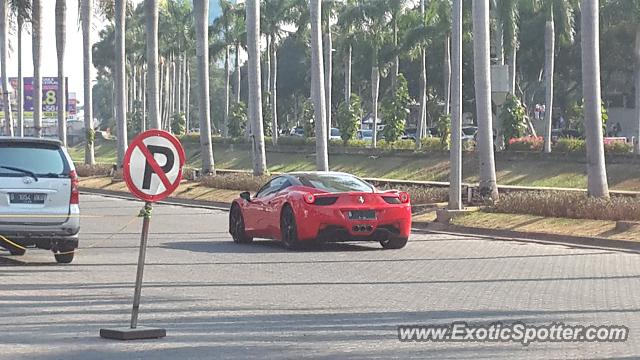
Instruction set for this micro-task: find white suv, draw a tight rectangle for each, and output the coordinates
[0,137,80,263]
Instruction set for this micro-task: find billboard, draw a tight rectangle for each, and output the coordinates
[1,77,70,118]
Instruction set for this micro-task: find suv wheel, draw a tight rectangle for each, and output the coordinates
[10,248,26,256]
[54,250,75,264]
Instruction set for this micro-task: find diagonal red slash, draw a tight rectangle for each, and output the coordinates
[136,142,173,190]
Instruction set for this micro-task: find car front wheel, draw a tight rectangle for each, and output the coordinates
[229,204,253,244]
[280,206,301,250]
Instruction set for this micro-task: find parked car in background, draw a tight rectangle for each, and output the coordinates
[462,126,478,143]
[357,129,374,142]
[0,137,80,263]
[290,126,305,137]
[330,128,342,141]
[402,128,418,141]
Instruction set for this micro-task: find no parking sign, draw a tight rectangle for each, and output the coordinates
[100,129,185,341]
[123,130,186,202]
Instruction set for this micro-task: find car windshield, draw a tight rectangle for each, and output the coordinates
[462,128,477,136]
[330,128,341,136]
[0,144,68,176]
[295,173,374,193]
[361,130,373,137]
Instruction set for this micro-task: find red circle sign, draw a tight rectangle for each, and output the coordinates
[123,130,186,202]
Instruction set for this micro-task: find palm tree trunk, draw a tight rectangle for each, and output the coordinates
[344,44,351,104]
[495,20,504,65]
[371,62,379,149]
[223,46,230,137]
[17,16,23,137]
[176,55,182,116]
[310,0,328,171]
[543,13,554,153]
[82,0,95,164]
[145,0,160,129]
[235,44,241,103]
[449,0,462,210]
[416,0,427,146]
[270,40,278,145]
[0,0,12,137]
[634,26,640,155]
[324,30,332,138]
[115,0,127,167]
[194,0,215,174]
[472,0,499,201]
[581,0,609,198]
[141,65,146,131]
[186,65,191,131]
[55,0,66,146]
[32,0,42,138]
[246,0,267,175]
[508,47,517,95]
[264,35,270,97]
[391,18,398,90]
[443,35,451,115]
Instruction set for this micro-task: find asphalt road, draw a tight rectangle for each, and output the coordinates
[1,194,640,359]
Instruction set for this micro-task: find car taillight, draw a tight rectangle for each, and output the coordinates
[70,170,79,205]
[303,193,315,204]
[399,192,410,203]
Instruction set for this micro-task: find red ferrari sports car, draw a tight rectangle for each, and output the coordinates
[228,172,411,249]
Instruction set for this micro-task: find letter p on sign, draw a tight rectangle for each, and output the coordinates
[123,130,186,202]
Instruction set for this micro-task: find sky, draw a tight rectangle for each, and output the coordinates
[5,0,235,108]
[6,1,111,108]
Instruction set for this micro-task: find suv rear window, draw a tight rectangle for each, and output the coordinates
[0,143,69,177]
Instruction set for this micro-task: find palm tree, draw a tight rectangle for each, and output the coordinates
[10,0,30,137]
[246,0,267,175]
[449,0,462,210]
[194,0,215,174]
[211,0,236,137]
[0,0,12,136]
[115,0,127,167]
[81,0,95,164]
[336,0,358,105]
[495,0,518,95]
[472,0,498,200]
[55,0,67,146]
[581,0,609,198]
[261,0,294,145]
[145,0,160,129]
[31,0,41,137]
[310,0,328,170]
[345,0,390,149]
[538,0,576,153]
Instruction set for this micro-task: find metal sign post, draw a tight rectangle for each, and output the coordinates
[130,202,152,329]
[100,130,185,341]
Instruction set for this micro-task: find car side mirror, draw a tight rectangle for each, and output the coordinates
[240,191,251,202]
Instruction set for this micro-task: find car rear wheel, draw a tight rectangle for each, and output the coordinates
[281,206,301,250]
[380,237,408,249]
[54,250,75,264]
[229,204,253,244]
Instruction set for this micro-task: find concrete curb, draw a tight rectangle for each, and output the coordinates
[412,222,640,254]
[79,187,231,212]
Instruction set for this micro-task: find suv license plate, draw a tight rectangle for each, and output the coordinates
[9,193,47,204]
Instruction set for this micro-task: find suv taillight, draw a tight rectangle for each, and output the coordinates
[70,170,79,205]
